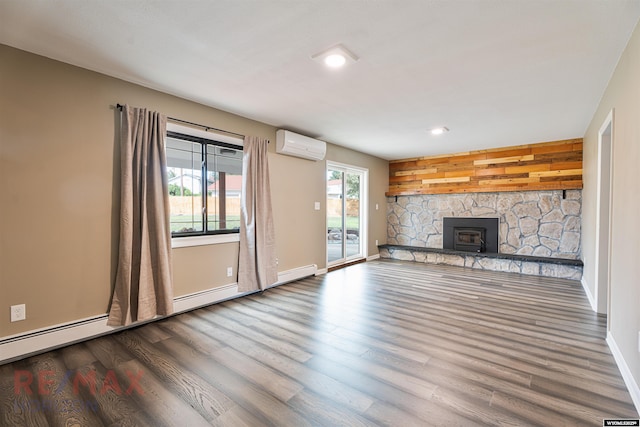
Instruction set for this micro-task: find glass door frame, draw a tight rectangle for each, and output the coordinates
[326,161,368,268]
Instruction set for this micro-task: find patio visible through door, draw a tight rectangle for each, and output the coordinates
[327,163,366,266]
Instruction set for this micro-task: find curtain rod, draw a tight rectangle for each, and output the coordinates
[115,104,245,139]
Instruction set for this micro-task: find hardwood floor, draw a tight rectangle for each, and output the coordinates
[1,260,637,426]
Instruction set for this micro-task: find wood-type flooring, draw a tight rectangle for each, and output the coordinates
[1,260,637,426]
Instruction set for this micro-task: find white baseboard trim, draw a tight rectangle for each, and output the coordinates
[270,264,317,288]
[315,268,328,275]
[581,276,597,312]
[367,253,381,261]
[173,283,240,313]
[0,283,243,365]
[0,315,113,364]
[0,264,317,364]
[607,332,640,413]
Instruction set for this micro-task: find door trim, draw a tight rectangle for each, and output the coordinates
[326,161,369,267]
[595,109,614,321]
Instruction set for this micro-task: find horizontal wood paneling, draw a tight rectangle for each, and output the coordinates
[387,139,583,196]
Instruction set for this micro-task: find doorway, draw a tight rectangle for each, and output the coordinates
[326,163,367,267]
[595,110,613,320]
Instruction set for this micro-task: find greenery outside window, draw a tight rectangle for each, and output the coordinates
[166,131,243,237]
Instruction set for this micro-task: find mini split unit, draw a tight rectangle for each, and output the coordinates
[276,130,326,161]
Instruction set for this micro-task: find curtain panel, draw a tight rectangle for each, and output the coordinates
[108,105,174,326]
[238,136,278,292]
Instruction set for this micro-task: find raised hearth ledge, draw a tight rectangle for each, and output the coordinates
[379,244,582,266]
[378,244,583,280]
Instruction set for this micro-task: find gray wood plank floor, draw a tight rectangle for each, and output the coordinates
[1,260,637,426]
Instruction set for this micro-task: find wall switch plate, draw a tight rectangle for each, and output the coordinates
[375,239,379,246]
[226,267,233,277]
[376,203,379,210]
[11,304,26,322]
[314,202,320,210]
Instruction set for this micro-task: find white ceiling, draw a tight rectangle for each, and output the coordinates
[1,1,639,160]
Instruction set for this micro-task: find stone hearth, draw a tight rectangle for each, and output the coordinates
[387,190,581,259]
[385,190,582,279]
[379,244,583,280]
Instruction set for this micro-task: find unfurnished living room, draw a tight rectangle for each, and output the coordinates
[1,1,640,426]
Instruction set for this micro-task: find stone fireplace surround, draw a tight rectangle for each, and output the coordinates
[381,190,583,279]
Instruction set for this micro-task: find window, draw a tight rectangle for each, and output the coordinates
[166,131,243,237]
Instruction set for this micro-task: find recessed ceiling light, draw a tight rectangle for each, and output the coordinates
[324,54,347,68]
[430,127,449,135]
[312,44,358,69]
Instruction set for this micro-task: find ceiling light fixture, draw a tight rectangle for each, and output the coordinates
[312,44,359,69]
[324,54,347,68]
[430,127,449,135]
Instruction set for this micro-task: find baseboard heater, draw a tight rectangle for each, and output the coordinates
[0,264,318,364]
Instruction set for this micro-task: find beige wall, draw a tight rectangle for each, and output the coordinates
[582,20,640,387]
[0,44,388,338]
[325,144,389,255]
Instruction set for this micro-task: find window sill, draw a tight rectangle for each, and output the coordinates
[171,233,240,248]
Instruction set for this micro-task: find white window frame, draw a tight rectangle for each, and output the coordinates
[167,122,243,248]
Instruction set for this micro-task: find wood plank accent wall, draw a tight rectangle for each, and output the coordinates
[387,138,582,196]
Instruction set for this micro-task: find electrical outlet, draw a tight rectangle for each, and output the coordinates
[11,304,26,322]
[375,239,379,246]
[226,267,233,277]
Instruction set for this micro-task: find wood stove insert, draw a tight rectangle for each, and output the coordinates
[443,217,499,253]
[454,228,486,252]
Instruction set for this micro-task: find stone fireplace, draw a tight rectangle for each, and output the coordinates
[382,190,583,279]
[387,190,581,259]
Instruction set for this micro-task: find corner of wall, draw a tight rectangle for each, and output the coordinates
[607,332,640,414]
[580,276,597,312]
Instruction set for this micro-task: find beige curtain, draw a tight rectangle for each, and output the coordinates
[108,105,174,326]
[238,136,278,292]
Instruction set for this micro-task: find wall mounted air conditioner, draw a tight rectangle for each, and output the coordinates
[276,130,326,161]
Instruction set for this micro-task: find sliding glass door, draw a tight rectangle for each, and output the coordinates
[327,163,367,266]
